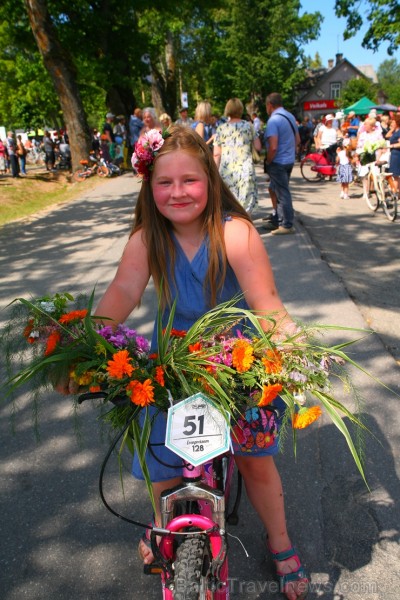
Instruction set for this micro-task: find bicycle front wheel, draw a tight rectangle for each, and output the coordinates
[73,168,87,182]
[173,536,216,600]
[300,158,322,182]
[365,175,379,211]
[381,179,398,221]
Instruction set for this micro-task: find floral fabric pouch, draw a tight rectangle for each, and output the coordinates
[231,403,283,456]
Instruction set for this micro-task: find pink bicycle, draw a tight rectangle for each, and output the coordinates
[79,390,253,600]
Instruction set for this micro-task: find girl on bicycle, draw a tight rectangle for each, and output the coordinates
[89,125,308,599]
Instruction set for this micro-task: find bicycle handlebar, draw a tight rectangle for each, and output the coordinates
[77,390,130,408]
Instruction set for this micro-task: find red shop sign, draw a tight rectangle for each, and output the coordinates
[303,100,338,111]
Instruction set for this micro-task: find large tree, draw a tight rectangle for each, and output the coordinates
[24,0,92,169]
[339,77,378,108]
[377,59,400,105]
[335,0,400,54]
[1,0,323,141]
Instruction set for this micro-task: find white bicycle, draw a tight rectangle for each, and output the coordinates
[364,161,398,222]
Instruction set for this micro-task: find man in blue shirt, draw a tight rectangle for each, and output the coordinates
[347,111,360,138]
[263,93,300,235]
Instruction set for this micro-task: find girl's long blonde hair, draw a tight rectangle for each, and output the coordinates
[131,125,251,307]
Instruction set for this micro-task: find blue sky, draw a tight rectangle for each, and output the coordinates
[299,0,399,72]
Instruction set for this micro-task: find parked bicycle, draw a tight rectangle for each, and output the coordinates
[78,389,254,599]
[300,148,361,186]
[364,161,397,222]
[73,153,100,182]
[26,146,46,166]
[97,157,122,178]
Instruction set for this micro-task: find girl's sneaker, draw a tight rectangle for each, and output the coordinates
[340,191,345,199]
[343,194,350,200]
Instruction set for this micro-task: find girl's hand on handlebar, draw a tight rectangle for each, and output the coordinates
[54,376,80,396]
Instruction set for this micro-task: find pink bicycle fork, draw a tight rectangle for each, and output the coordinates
[156,462,231,598]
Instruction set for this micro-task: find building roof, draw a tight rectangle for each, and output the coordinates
[356,65,378,83]
[297,56,373,103]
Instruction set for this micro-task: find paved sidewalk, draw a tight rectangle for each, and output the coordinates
[0,171,399,599]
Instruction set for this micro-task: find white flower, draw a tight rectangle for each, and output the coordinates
[39,301,56,313]
[293,392,307,405]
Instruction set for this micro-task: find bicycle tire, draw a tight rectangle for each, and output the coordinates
[365,174,379,211]
[300,158,322,182]
[73,168,88,182]
[381,179,397,221]
[173,536,214,600]
[97,165,110,178]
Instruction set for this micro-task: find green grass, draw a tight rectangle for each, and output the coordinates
[0,172,103,226]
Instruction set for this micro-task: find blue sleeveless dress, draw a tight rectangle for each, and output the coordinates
[132,226,284,481]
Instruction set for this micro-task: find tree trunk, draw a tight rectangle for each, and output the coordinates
[150,31,177,118]
[24,0,92,171]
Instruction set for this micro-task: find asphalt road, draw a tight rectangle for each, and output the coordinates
[0,168,399,600]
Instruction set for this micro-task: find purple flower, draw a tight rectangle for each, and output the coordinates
[135,335,150,353]
[288,371,308,383]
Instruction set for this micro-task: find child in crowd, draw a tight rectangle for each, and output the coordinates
[99,134,113,163]
[60,125,309,600]
[336,139,353,199]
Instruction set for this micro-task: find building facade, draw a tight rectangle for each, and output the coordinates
[295,53,376,119]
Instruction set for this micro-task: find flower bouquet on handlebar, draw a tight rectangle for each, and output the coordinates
[358,139,387,167]
[1,288,382,494]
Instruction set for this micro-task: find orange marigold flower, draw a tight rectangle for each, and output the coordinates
[106,349,134,379]
[149,352,158,360]
[154,366,165,387]
[44,331,61,356]
[126,379,155,407]
[59,309,88,324]
[169,328,187,338]
[258,383,283,407]
[292,406,322,429]
[232,339,254,373]
[189,342,202,353]
[89,385,101,393]
[262,349,283,374]
[23,319,34,339]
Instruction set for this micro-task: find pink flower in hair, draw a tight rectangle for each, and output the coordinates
[131,129,167,180]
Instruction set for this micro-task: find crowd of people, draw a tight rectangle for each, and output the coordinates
[0,130,71,177]
[305,109,400,200]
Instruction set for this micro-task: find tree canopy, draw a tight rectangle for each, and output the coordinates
[335,0,400,55]
[339,77,378,109]
[377,59,400,105]
[0,0,323,134]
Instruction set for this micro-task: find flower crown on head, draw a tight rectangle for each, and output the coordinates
[131,128,170,180]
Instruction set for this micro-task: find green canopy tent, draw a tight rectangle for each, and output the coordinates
[343,97,383,115]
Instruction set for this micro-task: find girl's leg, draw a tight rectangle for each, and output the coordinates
[343,183,349,197]
[139,477,182,564]
[235,455,308,600]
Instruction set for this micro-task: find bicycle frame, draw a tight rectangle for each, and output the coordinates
[304,150,336,176]
[364,161,398,221]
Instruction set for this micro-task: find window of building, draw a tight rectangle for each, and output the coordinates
[330,82,341,99]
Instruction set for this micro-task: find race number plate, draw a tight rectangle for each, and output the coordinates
[165,392,230,466]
